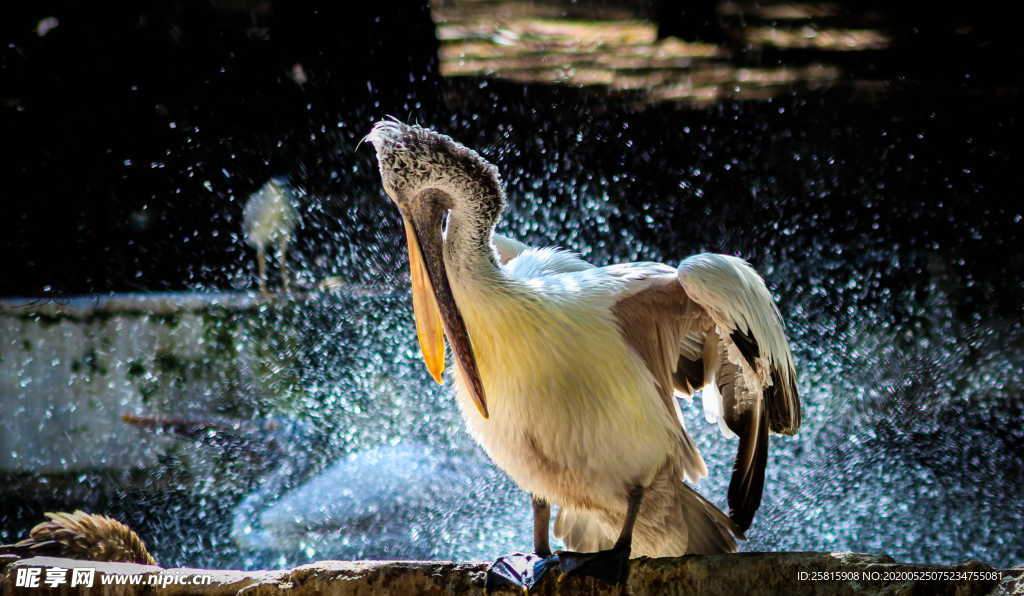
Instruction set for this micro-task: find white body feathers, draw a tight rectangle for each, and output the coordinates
[446,243,795,556]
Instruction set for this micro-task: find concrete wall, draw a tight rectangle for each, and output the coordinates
[0,293,294,474]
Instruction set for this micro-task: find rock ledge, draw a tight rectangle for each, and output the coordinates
[2,552,1021,595]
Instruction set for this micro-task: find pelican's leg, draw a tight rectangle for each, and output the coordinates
[256,245,269,297]
[557,485,645,585]
[532,496,552,557]
[277,236,291,294]
[485,495,560,592]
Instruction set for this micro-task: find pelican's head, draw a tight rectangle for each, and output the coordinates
[365,119,499,418]
[365,119,504,219]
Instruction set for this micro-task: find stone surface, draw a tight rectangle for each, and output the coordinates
[2,553,1020,595]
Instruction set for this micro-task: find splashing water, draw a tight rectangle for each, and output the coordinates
[2,86,1021,571]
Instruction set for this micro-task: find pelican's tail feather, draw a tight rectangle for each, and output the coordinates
[553,478,741,557]
[553,507,615,553]
[631,479,742,556]
[676,483,743,555]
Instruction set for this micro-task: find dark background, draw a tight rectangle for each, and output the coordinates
[1,1,1020,299]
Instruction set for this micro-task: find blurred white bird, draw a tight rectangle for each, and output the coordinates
[121,413,484,561]
[243,178,298,296]
[366,120,801,588]
[231,442,477,557]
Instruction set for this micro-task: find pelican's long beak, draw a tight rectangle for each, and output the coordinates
[400,206,489,419]
[402,217,445,384]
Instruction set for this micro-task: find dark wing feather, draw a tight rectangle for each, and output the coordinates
[674,355,705,394]
[767,366,801,435]
[716,361,769,532]
[729,328,760,369]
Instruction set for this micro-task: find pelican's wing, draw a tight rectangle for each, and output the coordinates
[491,233,532,265]
[609,262,709,484]
[676,254,800,435]
[495,233,597,278]
[611,254,800,532]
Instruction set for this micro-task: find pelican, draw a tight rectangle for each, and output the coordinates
[243,177,298,296]
[0,511,157,565]
[365,120,800,587]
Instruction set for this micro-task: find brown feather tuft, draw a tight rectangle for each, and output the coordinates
[0,511,157,565]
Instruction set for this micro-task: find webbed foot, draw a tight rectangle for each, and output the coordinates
[557,544,630,585]
[485,552,560,592]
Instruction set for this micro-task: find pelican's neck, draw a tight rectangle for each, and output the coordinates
[443,195,502,278]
